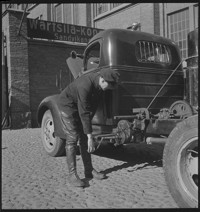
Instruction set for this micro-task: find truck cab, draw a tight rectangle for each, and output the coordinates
[68,29,185,136]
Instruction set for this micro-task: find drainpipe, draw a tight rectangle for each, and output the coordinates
[163,3,165,37]
[17,4,28,36]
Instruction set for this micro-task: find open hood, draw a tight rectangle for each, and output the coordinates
[66,57,83,79]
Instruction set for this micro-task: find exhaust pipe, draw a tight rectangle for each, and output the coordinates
[146,137,167,145]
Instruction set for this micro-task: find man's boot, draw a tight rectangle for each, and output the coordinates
[65,142,85,187]
[79,137,106,180]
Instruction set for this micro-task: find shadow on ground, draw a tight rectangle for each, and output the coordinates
[60,141,165,175]
[92,142,165,174]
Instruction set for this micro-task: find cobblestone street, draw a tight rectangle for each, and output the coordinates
[2,128,178,209]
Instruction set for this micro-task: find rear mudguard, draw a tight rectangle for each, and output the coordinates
[37,94,66,139]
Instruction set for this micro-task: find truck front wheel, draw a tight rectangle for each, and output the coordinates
[163,115,198,208]
[41,110,66,157]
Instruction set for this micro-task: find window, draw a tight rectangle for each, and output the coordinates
[63,4,71,24]
[95,3,108,16]
[110,3,122,9]
[55,4,62,22]
[93,3,127,18]
[194,5,199,29]
[2,4,9,12]
[136,41,171,64]
[8,4,21,10]
[168,9,190,59]
[84,42,100,70]
[73,4,79,25]
[51,4,79,24]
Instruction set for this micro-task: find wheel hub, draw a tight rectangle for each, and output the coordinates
[169,100,193,119]
[177,137,198,202]
[44,120,55,149]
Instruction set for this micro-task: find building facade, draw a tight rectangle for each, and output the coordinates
[1,3,199,129]
[2,3,198,58]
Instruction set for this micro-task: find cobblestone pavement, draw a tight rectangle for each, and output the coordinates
[2,128,178,209]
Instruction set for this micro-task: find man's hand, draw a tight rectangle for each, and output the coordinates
[87,134,95,153]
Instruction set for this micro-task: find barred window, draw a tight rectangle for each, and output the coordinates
[95,3,108,16]
[73,4,79,25]
[168,9,190,59]
[55,4,62,22]
[63,4,72,24]
[51,4,79,24]
[93,4,134,18]
[11,4,18,9]
[136,41,171,64]
[110,3,122,9]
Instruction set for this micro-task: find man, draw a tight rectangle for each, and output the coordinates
[58,68,120,187]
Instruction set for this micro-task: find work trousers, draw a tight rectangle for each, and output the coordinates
[60,110,93,174]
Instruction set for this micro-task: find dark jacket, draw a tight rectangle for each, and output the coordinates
[58,72,102,134]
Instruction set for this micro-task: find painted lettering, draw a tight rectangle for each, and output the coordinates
[46,22,51,31]
[87,28,92,36]
[27,18,102,43]
[39,21,46,30]
[81,37,88,43]
[71,26,76,34]
[52,23,57,31]
[76,36,80,42]
[54,33,59,39]
[80,27,86,36]
[59,34,63,40]
[68,35,72,41]
[57,23,62,33]
[64,24,66,33]
[93,29,98,36]
[28,19,38,29]
[66,25,70,34]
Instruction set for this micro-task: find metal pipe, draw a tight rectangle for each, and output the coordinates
[147,59,183,109]
[114,115,138,120]
[17,4,28,36]
[147,54,198,110]
[94,134,117,150]
[162,3,165,37]
[95,133,116,141]
[146,137,167,144]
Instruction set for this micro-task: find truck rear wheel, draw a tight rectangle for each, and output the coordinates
[163,115,198,208]
[41,110,66,157]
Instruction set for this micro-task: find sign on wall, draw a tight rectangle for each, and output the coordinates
[27,18,103,43]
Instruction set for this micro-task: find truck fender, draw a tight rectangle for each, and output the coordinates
[37,94,66,139]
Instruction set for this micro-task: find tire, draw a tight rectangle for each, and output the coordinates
[163,115,198,208]
[41,110,66,157]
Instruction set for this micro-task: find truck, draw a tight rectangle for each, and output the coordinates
[37,28,198,208]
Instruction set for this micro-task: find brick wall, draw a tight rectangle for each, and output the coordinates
[28,40,85,127]
[2,9,86,129]
[3,9,31,129]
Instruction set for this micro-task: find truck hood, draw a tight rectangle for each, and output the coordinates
[66,57,83,79]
